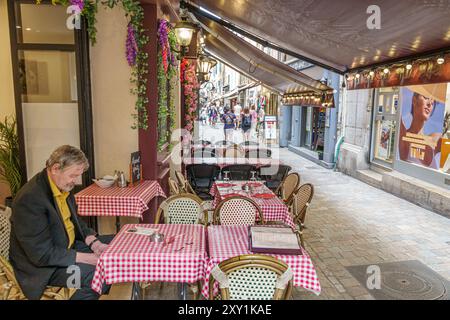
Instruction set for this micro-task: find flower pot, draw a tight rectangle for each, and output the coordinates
[5,196,13,208]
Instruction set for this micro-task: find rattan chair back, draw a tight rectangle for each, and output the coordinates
[155,193,206,225]
[213,196,263,225]
[209,254,293,300]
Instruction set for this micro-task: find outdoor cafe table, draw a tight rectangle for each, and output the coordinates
[191,144,270,157]
[91,224,207,300]
[210,181,295,228]
[201,225,322,299]
[183,157,281,169]
[74,180,166,231]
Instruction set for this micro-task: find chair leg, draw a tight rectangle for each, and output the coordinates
[2,282,12,300]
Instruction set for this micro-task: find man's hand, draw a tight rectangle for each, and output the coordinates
[75,252,99,266]
[91,241,108,257]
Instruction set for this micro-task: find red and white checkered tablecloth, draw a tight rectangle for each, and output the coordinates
[183,157,281,169]
[201,225,321,299]
[91,224,207,294]
[75,180,166,218]
[210,181,295,228]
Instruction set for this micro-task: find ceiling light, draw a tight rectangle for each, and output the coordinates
[437,56,445,65]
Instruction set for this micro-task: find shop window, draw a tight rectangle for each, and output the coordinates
[372,87,399,165]
[397,83,450,174]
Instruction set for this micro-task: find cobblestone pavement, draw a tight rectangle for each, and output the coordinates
[278,148,450,300]
[101,124,450,300]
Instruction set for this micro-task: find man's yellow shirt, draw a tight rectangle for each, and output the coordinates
[48,173,75,248]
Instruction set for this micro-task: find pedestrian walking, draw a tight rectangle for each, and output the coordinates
[241,107,252,142]
[221,106,236,142]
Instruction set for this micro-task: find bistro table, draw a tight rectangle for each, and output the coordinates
[191,144,271,157]
[210,180,295,228]
[201,225,321,299]
[75,180,166,232]
[183,157,281,169]
[91,224,207,300]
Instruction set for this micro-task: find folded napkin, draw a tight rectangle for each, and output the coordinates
[253,193,275,199]
[216,183,236,188]
[245,182,263,187]
[223,193,243,198]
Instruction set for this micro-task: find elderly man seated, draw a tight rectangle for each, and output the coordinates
[9,145,113,300]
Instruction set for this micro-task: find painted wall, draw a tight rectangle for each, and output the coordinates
[0,1,16,203]
[90,6,138,180]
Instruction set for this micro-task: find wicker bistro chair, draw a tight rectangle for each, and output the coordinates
[209,254,293,300]
[154,193,208,225]
[239,141,260,147]
[275,172,301,207]
[224,145,245,158]
[0,205,73,300]
[258,164,291,191]
[192,146,216,159]
[175,171,196,195]
[245,148,272,159]
[290,184,314,248]
[213,196,264,226]
[168,177,180,196]
[222,164,257,181]
[186,164,221,200]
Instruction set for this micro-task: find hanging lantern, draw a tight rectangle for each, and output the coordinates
[196,53,217,75]
[174,16,197,48]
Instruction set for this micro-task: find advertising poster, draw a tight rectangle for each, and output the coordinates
[264,115,277,140]
[377,121,392,160]
[398,83,448,170]
[440,85,450,172]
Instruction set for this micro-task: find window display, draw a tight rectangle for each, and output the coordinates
[398,83,450,173]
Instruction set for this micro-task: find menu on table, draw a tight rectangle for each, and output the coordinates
[249,226,302,255]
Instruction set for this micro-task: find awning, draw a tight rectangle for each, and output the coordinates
[195,14,333,96]
[238,82,259,92]
[186,0,450,73]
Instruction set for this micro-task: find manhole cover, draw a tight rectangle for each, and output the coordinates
[381,270,447,300]
[346,260,450,300]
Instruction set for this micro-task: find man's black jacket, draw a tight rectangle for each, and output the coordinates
[9,168,96,299]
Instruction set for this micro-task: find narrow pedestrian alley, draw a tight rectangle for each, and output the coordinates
[280,148,450,300]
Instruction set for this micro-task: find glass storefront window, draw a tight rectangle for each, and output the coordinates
[16,3,75,44]
[372,88,399,165]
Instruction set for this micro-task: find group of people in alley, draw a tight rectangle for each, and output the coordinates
[199,103,265,142]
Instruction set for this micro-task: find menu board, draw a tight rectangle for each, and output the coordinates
[130,151,142,185]
[249,226,302,255]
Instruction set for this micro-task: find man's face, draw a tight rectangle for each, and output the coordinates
[49,163,85,192]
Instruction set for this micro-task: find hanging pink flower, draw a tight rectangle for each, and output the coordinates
[70,0,84,11]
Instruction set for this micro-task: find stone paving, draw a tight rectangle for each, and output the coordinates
[278,148,450,300]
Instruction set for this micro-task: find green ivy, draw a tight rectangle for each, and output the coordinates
[156,20,178,152]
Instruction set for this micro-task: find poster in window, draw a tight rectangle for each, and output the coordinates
[398,83,447,170]
[377,121,392,160]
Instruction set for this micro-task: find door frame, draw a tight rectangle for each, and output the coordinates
[7,0,96,228]
[7,0,95,185]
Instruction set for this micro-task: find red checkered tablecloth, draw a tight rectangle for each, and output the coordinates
[210,181,295,228]
[201,225,321,298]
[75,180,166,218]
[183,157,281,169]
[91,224,207,294]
